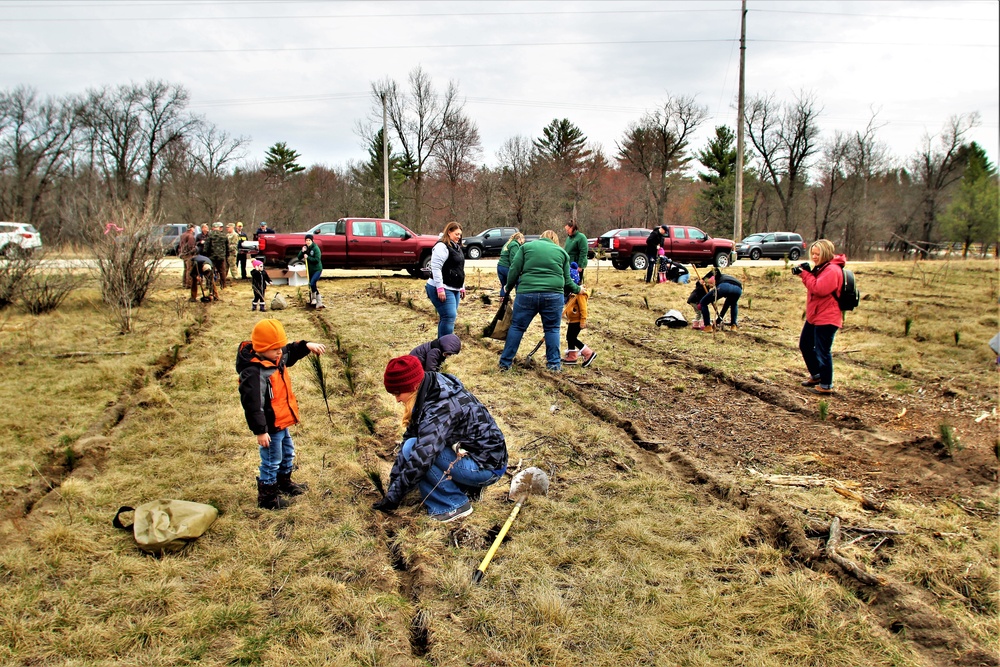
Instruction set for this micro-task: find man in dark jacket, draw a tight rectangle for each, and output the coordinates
[645,225,667,283]
[254,221,275,240]
[374,355,507,522]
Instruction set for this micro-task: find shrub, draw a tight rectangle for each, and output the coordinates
[0,251,35,309]
[90,204,166,333]
[17,273,84,315]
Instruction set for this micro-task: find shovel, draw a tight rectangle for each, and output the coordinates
[472,466,549,583]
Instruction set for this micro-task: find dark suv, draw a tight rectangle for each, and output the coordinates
[735,232,806,261]
[461,227,519,259]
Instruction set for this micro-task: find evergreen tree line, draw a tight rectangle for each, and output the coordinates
[1,71,996,258]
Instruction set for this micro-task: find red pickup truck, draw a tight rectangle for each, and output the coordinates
[599,225,736,270]
[252,218,439,277]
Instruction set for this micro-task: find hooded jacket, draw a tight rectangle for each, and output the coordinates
[236,340,311,434]
[800,254,846,328]
[384,373,507,507]
[563,290,589,327]
[409,334,462,372]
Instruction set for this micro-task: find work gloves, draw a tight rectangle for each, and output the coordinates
[791,262,811,276]
[372,497,399,513]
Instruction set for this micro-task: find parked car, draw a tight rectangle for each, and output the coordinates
[152,224,189,255]
[735,232,806,261]
[601,226,736,269]
[461,226,520,259]
[0,222,43,256]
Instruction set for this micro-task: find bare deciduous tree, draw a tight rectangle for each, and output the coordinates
[497,136,541,228]
[432,112,482,218]
[78,80,196,210]
[617,94,707,227]
[0,87,76,227]
[371,67,463,228]
[910,112,979,256]
[746,91,822,232]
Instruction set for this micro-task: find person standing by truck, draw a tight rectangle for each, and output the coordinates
[234,222,249,279]
[563,220,589,284]
[297,234,323,309]
[426,222,465,338]
[645,225,667,283]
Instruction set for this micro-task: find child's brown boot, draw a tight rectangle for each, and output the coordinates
[277,472,309,497]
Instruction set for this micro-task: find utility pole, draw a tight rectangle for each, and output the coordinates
[734,0,747,242]
[382,94,390,220]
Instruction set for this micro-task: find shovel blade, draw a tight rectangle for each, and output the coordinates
[508,466,549,503]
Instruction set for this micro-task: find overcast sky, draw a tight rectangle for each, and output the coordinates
[1,0,997,175]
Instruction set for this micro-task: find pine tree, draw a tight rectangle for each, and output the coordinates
[263,142,305,182]
[941,142,999,258]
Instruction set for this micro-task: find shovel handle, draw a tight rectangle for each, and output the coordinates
[472,500,523,583]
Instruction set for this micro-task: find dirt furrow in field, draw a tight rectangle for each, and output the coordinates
[356,287,997,667]
[5,309,209,522]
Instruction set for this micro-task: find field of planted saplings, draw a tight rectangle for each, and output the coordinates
[0,257,997,666]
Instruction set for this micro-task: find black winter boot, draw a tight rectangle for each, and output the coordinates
[276,472,308,496]
[257,478,290,509]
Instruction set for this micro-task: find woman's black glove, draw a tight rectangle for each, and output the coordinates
[372,497,398,513]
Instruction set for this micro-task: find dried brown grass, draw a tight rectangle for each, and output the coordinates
[0,260,995,666]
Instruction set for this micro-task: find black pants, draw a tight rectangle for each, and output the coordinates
[645,253,658,282]
[566,322,584,350]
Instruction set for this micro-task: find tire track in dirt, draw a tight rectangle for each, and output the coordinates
[7,309,209,522]
[361,287,998,667]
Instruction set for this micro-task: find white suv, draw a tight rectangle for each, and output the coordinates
[0,222,43,256]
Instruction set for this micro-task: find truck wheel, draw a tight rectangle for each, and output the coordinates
[788,248,801,261]
[630,253,647,271]
[749,248,761,261]
[407,253,432,278]
[612,259,629,270]
[713,252,731,269]
[466,245,482,260]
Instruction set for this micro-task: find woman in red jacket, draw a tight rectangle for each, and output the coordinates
[794,239,846,395]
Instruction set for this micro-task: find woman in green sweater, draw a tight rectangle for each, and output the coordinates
[563,220,589,284]
[497,231,524,298]
[297,234,323,308]
[498,230,580,372]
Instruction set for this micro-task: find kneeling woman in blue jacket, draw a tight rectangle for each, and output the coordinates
[373,355,508,523]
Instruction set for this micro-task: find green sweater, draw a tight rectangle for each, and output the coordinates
[505,238,580,295]
[498,238,522,269]
[564,231,589,270]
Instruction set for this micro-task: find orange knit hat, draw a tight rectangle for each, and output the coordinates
[251,319,287,353]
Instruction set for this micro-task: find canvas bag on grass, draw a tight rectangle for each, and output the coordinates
[484,292,513,340]
[113,499,218,555]
[270,291,288,310]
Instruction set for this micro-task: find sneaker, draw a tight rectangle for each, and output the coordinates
[801,376,821,387]
[431,502,473,523]
[498,365,511,373]
[811,386,835,395]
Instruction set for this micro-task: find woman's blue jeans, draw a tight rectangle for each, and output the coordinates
[259,428,295,484]
[425,284,460,337]
[309,270,321,294]
[700,283,742,325]
[497,265,510,297]
[800,322,838,389]
[498,291,564,370]
[401,438,503,516]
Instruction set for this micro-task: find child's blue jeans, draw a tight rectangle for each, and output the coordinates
[259,428,295,484]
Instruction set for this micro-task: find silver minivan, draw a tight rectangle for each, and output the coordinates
[736,232,805,261]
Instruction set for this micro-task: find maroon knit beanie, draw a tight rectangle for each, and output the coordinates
[384,355,425,394]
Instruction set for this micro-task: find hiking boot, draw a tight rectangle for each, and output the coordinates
[562,348,580,364]
[729,324,739,332]
[580,345,598,368]
[257,478,290,510]
[801,376,821,387]
[276,472,309,497]
[703,324,715,333]
[430,502,473,523]
[811,386,835,395]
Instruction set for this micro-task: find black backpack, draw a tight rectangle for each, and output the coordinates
[837,268,860,312]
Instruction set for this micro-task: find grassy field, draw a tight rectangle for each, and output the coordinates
[0,258,997,666]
